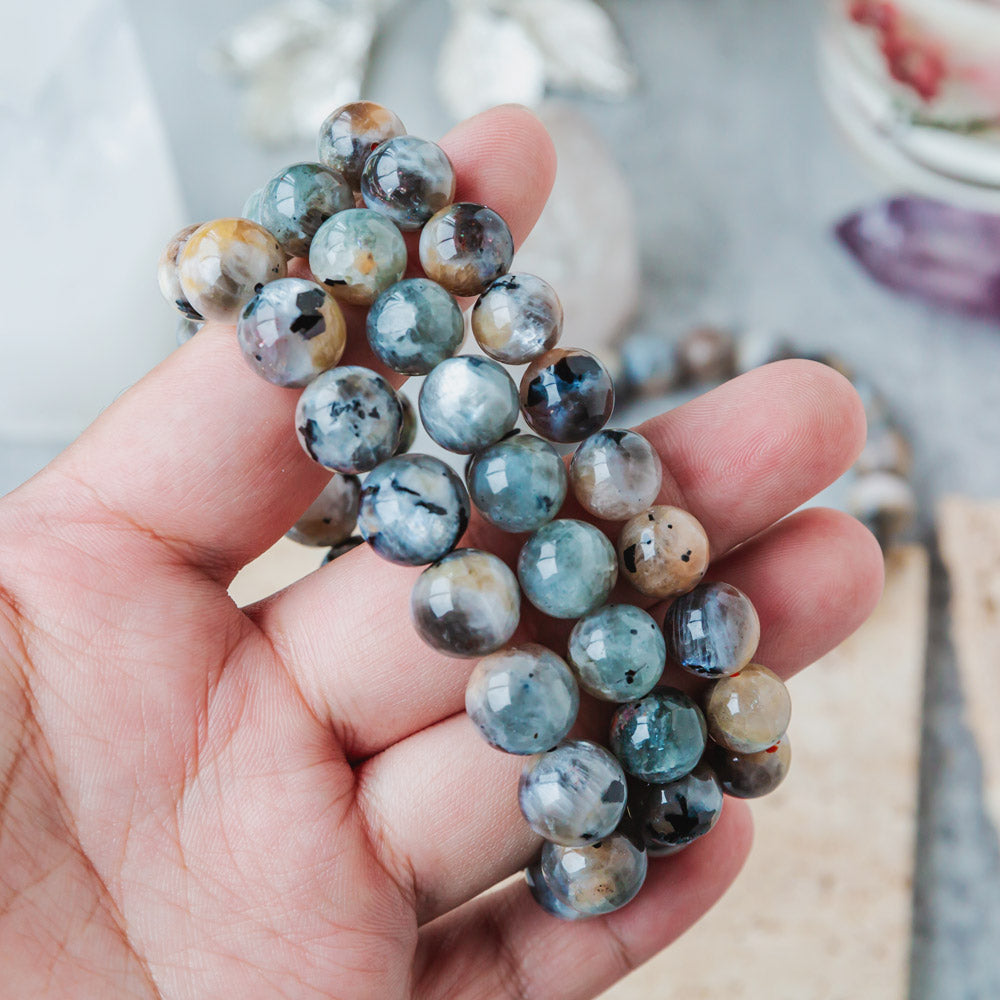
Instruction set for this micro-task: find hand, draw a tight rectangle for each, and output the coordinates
[0,106,883,999]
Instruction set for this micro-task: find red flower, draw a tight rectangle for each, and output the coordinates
[849,0,898,32]
[880,33,946,101]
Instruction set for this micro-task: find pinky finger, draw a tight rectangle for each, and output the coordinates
[413,804,753,1000]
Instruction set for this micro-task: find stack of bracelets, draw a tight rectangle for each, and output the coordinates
[158,101,792,920]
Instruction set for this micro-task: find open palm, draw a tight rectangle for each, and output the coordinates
[0,107,883,999]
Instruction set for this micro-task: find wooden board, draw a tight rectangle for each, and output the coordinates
[938,497,1000,836]
[603,545,928,1000]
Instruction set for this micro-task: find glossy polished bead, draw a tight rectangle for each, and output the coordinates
[366,278,463,374]
[569,429,662,521]
[610,688,707,783]
[358,454,469,566]
[663,581,760,679]
[395,393,417,455]
[242,187,264,225]
[525,863,587,921]
[517,519,618,619]
[295,366,402,474]
[286,472,361,546]
[568,604,665,702]
[237,278,346,387]
[707,737,791,799]
[467,433,567,533]
[260,162,353,257]
[177,218,286,323]
[618,505,710,599]
[309,208,406,306]
[519,349,615,444]
[471,273,563,364]
[540,832,647,916]
[705,663,791,754]
[317,101,406,191]
[361,136,456,231]
[411,549,520,657]
[419,356,520,454]
[419,203,514,296]
[466,644,579,754]
[322,536,364,564]
[158,222,205,320]
[519,740,627,846]
[636,761,724,853]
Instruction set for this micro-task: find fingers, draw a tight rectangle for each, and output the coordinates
[353,505,882,923]
[263,360,867,758]
[413,804,752,1000]
[10,106,556,581]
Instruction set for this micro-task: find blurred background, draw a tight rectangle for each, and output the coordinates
[2,0,999,996]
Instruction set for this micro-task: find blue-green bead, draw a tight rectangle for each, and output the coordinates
[260,162,353,257]
[663,581,760,678]
[610,688,707,783]
[419,356,520,454]
[467,433,567,533]
[411,549,520,658]
[540,832,647,916]
[519,740,627,846]
[295,365,402,474]
[366,278,464,375]
[636,761,723,853]
[465,644,579,754]
[358,455,469,566]
[517,519,618,619]
[309,208,407,306]
[568,604,665,701]
[361,136,456,231]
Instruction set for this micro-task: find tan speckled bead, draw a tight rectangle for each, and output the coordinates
[178,218,287,323]
[617,505,709,599]
[705,663,791,753]
[157,222,204,319]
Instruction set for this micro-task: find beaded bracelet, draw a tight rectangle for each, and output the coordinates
[158,100,792,921]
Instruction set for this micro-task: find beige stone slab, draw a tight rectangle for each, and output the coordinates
[228,536,327,608]
[603,545,928,1000]
[938,496,1000,835]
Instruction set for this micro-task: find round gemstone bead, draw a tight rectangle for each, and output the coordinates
[176,317,201,346]
[242,187,264,226]
[295,366,402,474]
[467,433,567,533]
[471,273,563,364]
[618,505,710,599]
[517,519,618,619]
[663,581,760,678]
[237,278,346,387]
[366,278,464,375]
[419,203,514,296]
[418,356,520,454]
[518,740,627,846]
[525,863,587,921]
[567,604,665,702]
[706,737,791,799]
[411,549,520,657]
[569,429,662,521]
[358,454,470,566]
[610,688,707,783]
[540,833,647,917]
[309,208,406,306]
[260,162,353,257]
[361,136,456,231]
[704,663,791,754]
[317,101,406,191]
[635,761,724,853]
[158,222,205,320]
[519,349,615,444]
[322,536,364,564]
[465,644,579,754]
[177,219,286,324]
[395,393,418,456]
[286,472,361,546]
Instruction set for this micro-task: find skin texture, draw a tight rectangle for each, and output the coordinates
[0,107,884,1000]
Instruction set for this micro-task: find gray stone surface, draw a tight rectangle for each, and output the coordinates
[1,0,998,993]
